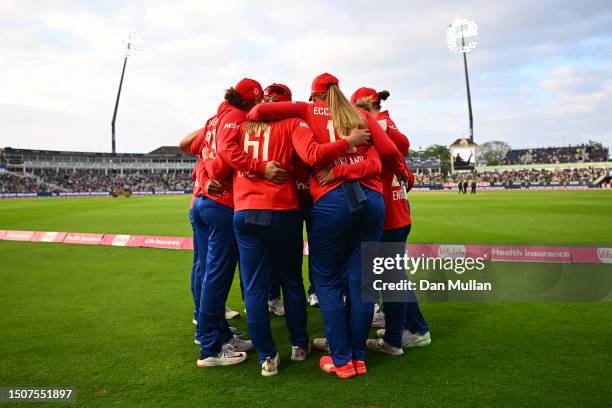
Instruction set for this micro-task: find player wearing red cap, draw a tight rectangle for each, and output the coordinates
[347,88,431,354]
[205,83,370,376]
[181,78,277,368]
[247,73,405,378]
[262,84,292,317]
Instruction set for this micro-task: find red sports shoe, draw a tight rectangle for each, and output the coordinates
[319,356,357,379]
[352,359,366,375]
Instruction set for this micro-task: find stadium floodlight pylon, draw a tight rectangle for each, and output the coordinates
[111,30,143,154]
[447,18,478,142]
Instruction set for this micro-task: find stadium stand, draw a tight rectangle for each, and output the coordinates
[0,147,196,194]
[446,167,607,187]
[501,142,608,165]
[1,145,610,194]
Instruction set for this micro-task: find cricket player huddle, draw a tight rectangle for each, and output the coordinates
[179,73,431,379]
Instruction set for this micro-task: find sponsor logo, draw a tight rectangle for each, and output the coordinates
[597,248,612,264]
[41,232,58,242]
[112,235,131,247]
[438,245,467,258]
[313,106,329,116]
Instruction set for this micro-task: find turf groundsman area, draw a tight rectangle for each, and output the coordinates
[1,190,610,407]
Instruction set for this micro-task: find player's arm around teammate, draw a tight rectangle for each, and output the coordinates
[186,79,268,369]
[228,83,369,377]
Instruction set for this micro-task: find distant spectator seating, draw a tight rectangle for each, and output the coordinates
[501,143,608,165]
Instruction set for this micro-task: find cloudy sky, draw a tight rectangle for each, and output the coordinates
[1,0,611,153]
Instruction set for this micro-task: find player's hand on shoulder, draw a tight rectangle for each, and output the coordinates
[346,127,370,148]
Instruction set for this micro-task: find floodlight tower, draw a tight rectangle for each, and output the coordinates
[111,31,143,154]
[447,18,478,142]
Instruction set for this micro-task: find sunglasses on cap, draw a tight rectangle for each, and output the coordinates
[264,86,289,95]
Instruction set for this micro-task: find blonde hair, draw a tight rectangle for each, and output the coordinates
[326,85,365,134]
[244,121,271,136]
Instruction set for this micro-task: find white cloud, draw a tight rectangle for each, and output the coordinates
[0,0,610,153]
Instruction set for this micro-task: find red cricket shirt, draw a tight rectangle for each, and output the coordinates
[247,100,405,202]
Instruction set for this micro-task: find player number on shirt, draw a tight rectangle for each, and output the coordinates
[205,128,217,152]
[244,128,270,161]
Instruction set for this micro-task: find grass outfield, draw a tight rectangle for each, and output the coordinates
[1,190,611,244]
[0,190,611,407]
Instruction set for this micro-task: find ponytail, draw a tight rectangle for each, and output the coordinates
[224,87,257,111]
[327,85,365,134]
[377,90,390,101]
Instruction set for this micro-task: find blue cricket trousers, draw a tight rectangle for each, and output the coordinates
[303,205,316,296]
[234,210,309,363]
[192,196,238,357]
[189,208,204,327]
[310,185,385,366]
[380,225,429,348]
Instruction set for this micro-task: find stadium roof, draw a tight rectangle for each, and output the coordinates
[2,146,189,158]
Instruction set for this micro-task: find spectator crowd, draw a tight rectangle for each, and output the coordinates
[1,166,608,194]
[415,167,605,187]
[501,143,608,165]
[0,169,193,193]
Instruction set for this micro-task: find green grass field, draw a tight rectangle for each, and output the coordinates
[0,190,611,407]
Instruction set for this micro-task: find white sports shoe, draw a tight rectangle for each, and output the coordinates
[194,338,201,345]
[366,338,404,356]
[225,307,240,320]
[192,318,198,325]
[312,338,329,351]
[268,298,285,316]
[226,334,253,352]
[371,312,386,328]
[261,353,280,377]
[291,344,311,362]
[196,344,247,367]
[376,329,432,348]
[308,293,319,307]
[402,330,432,348]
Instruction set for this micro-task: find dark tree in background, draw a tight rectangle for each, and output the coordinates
[478,141,511,166]
[424,144,451,174]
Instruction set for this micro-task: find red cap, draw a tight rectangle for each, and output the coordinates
[311,72,339,95]
[235,78,263,101]
[264,83,292,102]
[350,87,378,104]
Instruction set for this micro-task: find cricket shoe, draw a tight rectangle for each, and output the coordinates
[194,337,201,345]
[312,338,329,352]
[261,353,280,377]
[371,312,385,328]
[196,344,247,367]
[308,293,319,307]
[352,359,367,375]
[319,356,356,379]
[376,329,432,348]
[192,318,198,325]
[268,298,285,316]
[291,344,311,362]
[226,334,253,352]
[225,307,240,320]
[366,338,404,356]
